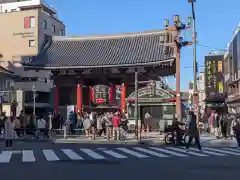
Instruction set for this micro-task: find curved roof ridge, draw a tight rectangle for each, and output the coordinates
[53,29,164,41]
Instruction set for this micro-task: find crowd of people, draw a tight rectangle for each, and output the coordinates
[0,110,130,149]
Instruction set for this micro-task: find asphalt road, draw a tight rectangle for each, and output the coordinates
[0,141,240,180]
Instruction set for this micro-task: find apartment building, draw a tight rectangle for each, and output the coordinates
[0,0,65,115]
[224,26,240,113]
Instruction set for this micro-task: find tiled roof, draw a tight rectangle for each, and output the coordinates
[23,30,175,69]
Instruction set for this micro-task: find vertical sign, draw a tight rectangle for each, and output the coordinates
[205,55,224,99]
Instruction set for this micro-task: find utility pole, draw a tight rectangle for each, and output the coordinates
[188,0,198,109]
[164,15,192,144]
[134,70,139,140]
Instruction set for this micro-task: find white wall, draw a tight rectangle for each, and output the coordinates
[0,0,42,13]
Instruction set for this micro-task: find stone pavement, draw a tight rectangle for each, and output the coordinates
[1,132,239,147]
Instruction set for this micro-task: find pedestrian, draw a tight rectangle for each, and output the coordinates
[112,112,120,140]
[83,114,91,137]
[232,119,240,148]
[185,109,202,151]
[4,117,14,149]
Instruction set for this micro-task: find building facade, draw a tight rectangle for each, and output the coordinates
[224,26,240,113]
[0,0,65,115]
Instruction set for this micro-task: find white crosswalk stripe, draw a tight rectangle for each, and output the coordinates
[43,150,60,161]
[0,147,240,164]
[133,147,169,157]
[191,148,226,156]
[167,147,208,157]
[150,147,189,157]
[117,148,149,158]
[102,150,127,159]
[62,149,83,160]
[0,151,12,163]
[222,148,240,153]
[204,147,240,155]
[80,148,105,159]
[22,150,35,162]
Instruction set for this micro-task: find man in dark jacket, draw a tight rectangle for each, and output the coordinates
[186,109,201,150]
[233,120,240,148]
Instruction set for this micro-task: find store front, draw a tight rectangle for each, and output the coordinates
[126,85,176,131]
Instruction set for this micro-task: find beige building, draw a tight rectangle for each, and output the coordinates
[0,4,65,115]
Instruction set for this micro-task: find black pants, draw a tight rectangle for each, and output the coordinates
[186,134,201,150]
[5,139,12,148]
[221,122,227,138]
[98,128,106,136]
[236,133,240,147]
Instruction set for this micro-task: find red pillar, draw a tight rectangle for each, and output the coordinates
[76,83,83,112]
[109,84,116,105]
[53,85,59,113]
[121,83,126,113]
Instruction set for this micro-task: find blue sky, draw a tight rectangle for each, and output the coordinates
[46,0,239,91]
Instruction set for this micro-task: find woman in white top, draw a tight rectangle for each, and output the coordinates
[5,117,14,149]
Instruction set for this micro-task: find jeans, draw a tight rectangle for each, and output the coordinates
[186,134,201,150]
[236,134,240,147]
[5,139,12,148]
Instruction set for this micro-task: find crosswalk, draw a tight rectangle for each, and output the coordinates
[0,146,239,164]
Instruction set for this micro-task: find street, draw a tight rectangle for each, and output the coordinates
[0,141,240,179]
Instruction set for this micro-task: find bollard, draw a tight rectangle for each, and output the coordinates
[107,126,110,140]
[63,125,67,139]
[146,124,149,133]
[91,127,96,140]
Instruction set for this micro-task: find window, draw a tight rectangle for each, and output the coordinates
[42,20,47,29]
[29,40,35,47]
[11,9,17,12]
[24,16,35,29]
[60,29,64,36]
[52,25,56,33]
[30,16,35,28]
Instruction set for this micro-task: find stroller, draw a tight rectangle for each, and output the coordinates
[119,119,128,141]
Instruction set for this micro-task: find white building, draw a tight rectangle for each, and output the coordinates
[197,71,205,111]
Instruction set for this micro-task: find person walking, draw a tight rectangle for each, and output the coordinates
[4,117,14,149]
[232,119,240,148]
[185,109,202,151]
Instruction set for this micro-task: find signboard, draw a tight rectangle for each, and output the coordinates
[205,55,224,99]
[93,85,109,104]
[13,32,34,38]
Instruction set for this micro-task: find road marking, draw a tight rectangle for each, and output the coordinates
[102,150,127,159]
[133,147,169,157]
[43,150,60,161]
[0,151,12,163]
[167,147,208,157]
[116,148,149,158]
[150,147,189,157]
[80,149,105,159]
[204,147,240,155]
[62,149,83,160]
[22,150,35,162]
[222,148,240,153]
[191,148,226,156]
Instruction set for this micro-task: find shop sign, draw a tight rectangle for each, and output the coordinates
[13,32,34,38]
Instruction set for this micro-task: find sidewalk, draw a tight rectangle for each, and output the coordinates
[53,132,164,144]
[200,133,238,147]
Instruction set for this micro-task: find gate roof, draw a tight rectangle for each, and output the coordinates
[23,30,175,70]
